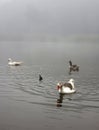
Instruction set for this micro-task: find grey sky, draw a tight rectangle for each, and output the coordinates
[0,0,99,40]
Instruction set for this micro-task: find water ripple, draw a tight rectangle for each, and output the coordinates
[0,65,99,116]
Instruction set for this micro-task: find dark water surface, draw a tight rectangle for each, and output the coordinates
[0,41,99,130]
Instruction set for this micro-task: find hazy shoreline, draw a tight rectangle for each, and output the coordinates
[0,34,99,43]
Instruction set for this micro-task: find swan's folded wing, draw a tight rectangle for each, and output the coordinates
[63,83,72,90]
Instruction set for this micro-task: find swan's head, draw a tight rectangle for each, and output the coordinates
[69,79,74,83]
[8,58,12,61]
[57,82,62,90]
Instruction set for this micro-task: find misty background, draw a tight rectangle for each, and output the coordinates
[0,2,99,130]
[0,0,99,41]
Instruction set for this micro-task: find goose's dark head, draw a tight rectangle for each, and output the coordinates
[69,60,72,66]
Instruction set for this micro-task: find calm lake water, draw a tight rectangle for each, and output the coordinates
[0,41,99,130]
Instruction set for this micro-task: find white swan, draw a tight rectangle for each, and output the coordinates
[57,79,76,94]
[8,58,23,66]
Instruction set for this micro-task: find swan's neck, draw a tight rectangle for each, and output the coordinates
[71,83,74,89]
[8,59,12,63]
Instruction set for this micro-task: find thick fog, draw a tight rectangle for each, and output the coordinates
[0,0,99,40]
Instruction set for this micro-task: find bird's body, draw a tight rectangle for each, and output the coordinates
[8,58,22,66]
[39,74,43,81]
[69,60,79,73]
[57,79,76,94]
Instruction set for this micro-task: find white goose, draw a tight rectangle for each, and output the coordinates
[57,79,76,94]
[8,58,23,66]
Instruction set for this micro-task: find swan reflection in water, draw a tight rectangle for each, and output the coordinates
[57,93,64,107]
[56,93,72,107]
